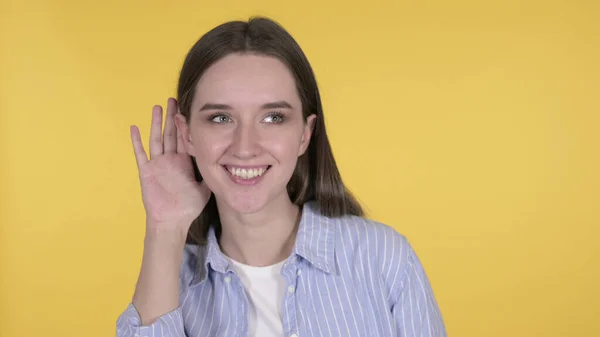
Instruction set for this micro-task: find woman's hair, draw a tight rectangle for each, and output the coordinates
[177,16,363,245]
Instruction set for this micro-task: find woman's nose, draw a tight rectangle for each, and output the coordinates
[230,123,261,159]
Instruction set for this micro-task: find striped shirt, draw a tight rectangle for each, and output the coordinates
[116,201,446,337]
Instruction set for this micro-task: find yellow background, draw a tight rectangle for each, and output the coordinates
[1,0,598,336]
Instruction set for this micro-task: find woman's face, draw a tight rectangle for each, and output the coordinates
[178,53,315,214]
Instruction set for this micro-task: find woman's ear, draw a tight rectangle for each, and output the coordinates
[175,113,195,156]
[298,114,317,156]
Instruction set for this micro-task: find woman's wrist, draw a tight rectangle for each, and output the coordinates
[144,219,190,248]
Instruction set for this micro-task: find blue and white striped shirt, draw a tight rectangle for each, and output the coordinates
[116,201,446,336]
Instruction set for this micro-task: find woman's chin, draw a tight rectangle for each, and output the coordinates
[222,193,269,215]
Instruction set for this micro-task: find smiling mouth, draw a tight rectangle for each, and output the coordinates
[223,165,271,180]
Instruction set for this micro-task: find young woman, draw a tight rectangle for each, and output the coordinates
[117,17,446,337]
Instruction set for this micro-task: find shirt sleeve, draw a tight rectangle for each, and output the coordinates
[116,303,187,337]
[389,243,447,337]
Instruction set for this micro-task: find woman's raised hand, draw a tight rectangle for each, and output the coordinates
[130,98,211,238]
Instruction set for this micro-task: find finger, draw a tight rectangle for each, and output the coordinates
[176,113,187,154]
[130,125,148,167]
[163,97,177,154]
[149,105,164,159]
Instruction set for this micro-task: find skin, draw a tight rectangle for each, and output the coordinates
[130,53,315,325]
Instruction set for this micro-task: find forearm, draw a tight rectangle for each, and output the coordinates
[132,223,187,325]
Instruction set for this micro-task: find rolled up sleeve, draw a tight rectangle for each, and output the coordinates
[116,303,186,337]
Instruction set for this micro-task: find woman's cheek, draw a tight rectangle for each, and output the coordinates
[195,128,229,153]
[272,140,302,162]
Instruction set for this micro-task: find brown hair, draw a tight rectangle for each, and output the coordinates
[177,16,363,244]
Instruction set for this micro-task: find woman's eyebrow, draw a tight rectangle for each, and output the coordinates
[261,101,293,109]
[198,101,293,112]
[199,103,232,112]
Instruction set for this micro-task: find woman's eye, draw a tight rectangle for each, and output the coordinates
[263,113,285,124]
[210,114,231,123]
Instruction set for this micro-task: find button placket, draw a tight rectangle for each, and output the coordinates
[223,271,248,337]
[281,258,301,337]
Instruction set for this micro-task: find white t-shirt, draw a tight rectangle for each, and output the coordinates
[228,258,287,337]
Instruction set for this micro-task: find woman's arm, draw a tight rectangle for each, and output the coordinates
[116,98,210,337]
[115,223,188,337]
[133,224,187,325]
[389,242,447,337]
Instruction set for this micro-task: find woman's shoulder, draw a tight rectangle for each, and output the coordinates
[329,214,411,266]
[332,213,410,251]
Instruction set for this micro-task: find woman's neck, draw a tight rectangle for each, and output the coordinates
[216,194,301,267]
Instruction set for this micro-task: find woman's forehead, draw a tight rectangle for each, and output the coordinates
[193,54,299,107]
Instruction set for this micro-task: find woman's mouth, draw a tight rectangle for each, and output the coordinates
[223,165,271,185]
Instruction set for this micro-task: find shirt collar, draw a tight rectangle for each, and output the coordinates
[190,226,229,286]
[292,201,336,273]
[190,200,336,286]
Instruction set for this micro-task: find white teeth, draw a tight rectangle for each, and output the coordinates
[227,166,267,179]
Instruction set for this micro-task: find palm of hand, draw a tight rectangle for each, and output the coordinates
[130,98,211,232]
[139,152,208,224]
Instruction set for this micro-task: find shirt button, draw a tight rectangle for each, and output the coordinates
[288,285,295,293]
[224,276,231,283]
[296,269,302,276]
[290,334,299,337]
